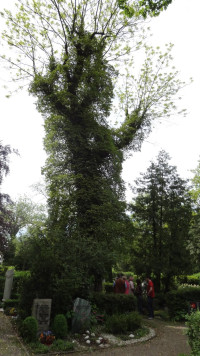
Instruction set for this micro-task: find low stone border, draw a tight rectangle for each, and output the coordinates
[101,327,156,347]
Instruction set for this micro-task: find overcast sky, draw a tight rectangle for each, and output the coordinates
[1,0,200,203]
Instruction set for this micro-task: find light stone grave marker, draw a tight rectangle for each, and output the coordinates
[32,299,52,332]
[3,269,14,301]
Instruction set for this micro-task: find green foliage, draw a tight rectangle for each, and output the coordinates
[166,287,200,320]
[52,314,68,339]
[51,339,74,352]
[129,150,193,291]
[28,341,49,354]
[20,316,38,343]
[185,311,200,355]
[126,311,142,331]
[1,0,187,299]
[105,311,141,334]
[3,299,19,312]
[105,314,128,334]
[90,292,136,315]
[104,282,114,293]
[178,274,200,286]
[0,142,16,255]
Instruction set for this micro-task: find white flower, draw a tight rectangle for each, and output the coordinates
[96,340,101,344]
[86,330,90,334]
[91,333,95,337]
[84,335,89,340]
[86,340,91,344]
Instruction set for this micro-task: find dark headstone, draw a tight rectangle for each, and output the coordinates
[71,297,91,333]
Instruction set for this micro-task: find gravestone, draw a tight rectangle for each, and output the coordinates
[2,269,14,301]
[32,299,52,332]
[71,297,91,333]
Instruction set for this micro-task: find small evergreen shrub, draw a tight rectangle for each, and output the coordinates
[53,314,68,339]
[185,311,200,356]
[20,316,38,342]
[105,314,128,334]
[126,312,142,331]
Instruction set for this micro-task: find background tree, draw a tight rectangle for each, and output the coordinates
[4,195,47,265]
[129,150,193,291]
[187,158,200,269]
[0,0,185,297]
[0,141,15,256]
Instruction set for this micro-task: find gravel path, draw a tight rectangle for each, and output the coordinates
[0,311,29,356]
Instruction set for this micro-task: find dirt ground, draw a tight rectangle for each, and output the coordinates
[0,311,191,356]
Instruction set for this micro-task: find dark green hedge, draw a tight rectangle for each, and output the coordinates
[166,287,200,320]
[89,292,136,315]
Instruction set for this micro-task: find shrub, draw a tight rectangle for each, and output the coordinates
[185,311,200,356]
[20,316,38,342]
[3,299,19,312]
[90,292,136,315]
[166,287,200,320]
[51,339,74,352]
[105,312,141,334]
[126,312,142,331]
[105,314,128,334]
[53,314,68,339]
[104,282,114,293]
[29,341,49,354]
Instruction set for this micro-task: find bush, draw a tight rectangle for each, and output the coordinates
[105,312,141,334]
[3,299,19,312]
[20,316,38,342]
[104,282,114,293]
[105,314,128,334]
[126,312,142,331]
[185,311,200,356]
[90,292,136,315]
[51,339,74,352]
[29,341,49,354]
[166,287,200,321]
[53,314,68,339]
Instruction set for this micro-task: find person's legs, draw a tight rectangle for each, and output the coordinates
[147,296,154,318]
[137,295,143,314]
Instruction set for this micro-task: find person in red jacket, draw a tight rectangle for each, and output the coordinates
[113,273,126,294]
[146,277,155,319]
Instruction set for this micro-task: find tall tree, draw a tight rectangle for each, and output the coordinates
[0,141,14,255]
[129,150,192,291]
[187,158,200,268]
[1,0,185,291]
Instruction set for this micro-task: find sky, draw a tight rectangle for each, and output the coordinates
[1,0,200,203]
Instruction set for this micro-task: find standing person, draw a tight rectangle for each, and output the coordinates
[113,273,126,294]
[129,276,134,294]
[135,279,143,314]
[146,277,155,319]
[123,276,130,294]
